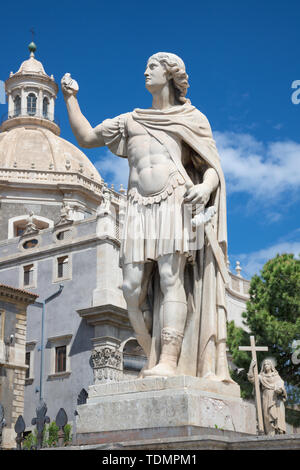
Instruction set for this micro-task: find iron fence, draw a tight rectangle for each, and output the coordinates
[0,389,88,449]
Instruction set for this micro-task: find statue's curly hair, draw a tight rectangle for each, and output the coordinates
[148,52,190,105]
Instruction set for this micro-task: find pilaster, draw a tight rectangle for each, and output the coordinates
[77,304,132,385]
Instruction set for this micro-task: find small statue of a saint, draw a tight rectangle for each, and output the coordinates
[248,358,287,435]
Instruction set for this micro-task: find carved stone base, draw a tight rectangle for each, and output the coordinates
[93,366,123,383]
[75,376,256,446]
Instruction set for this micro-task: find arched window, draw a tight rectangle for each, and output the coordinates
[14,95,21,116]
[121,338,147,379]
[27,93,37,115]
[43,97,49,118]
[8,215,54,239]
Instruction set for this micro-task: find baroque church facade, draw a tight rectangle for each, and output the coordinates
[0,45,250,444]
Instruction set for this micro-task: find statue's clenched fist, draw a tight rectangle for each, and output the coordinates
[61,73,79,97]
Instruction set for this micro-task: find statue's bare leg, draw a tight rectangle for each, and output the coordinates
[122,262,152,358]
[143,253,187,377]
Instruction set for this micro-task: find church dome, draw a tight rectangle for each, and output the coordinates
[0,126,102,183]
[16,55,46,75]
[13,42,47,77]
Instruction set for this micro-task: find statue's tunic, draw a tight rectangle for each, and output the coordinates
[101,102,230,379]
[124,171,192,265]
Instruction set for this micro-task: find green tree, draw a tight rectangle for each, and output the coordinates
[227,253,300,406]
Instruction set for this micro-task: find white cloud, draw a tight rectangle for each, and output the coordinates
[214,131,300,200]
[93,150,129,189]
[230,240,300,279]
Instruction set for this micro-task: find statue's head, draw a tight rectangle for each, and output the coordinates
[261,358,276,374]
[145,52,190,104]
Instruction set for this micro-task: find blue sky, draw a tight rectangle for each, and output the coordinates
[1,0,299,278]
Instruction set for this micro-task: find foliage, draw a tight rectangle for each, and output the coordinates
[63,423,72,445]
[22,431,36,450]
[285,407,300,428]
[227,321,255,399]
[22,428,47,450]
[47,421,59,447]
[227,253,300,421]
[22,421,72,449]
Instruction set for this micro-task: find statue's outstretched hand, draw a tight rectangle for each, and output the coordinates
[61,73,79,97]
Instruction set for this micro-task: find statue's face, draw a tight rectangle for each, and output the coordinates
[263,361,272,372]
[144,59,168,93]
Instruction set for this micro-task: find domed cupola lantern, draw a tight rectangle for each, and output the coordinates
[0,43,104,234]
[1,42,60,135]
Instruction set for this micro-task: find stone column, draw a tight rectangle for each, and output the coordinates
[7,92,13,117]
[93,211,126,309]
[21,88,26,115]
[38,88,43,118]
[49,96,55,121]
[77,304,132,385]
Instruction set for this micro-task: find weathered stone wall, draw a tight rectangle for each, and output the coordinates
[0,301,27,448]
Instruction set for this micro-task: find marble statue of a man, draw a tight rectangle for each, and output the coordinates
[248,359,287,435]
[62,52,232,382]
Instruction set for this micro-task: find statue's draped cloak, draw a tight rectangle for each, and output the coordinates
[101,102,229,378]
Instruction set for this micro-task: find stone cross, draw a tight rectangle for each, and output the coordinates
[239,336,268,433]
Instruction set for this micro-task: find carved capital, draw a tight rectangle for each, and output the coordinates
[91,346,122,369]
[91,345,123,384]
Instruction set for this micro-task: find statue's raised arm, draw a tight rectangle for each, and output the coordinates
[61,73,105,148]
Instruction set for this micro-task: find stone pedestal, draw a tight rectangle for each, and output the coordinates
[75,376,256,446]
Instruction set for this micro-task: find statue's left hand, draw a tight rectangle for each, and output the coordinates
[184,182,211,205]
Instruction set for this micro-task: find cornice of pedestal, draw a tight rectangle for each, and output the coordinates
[77,304,130,330]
